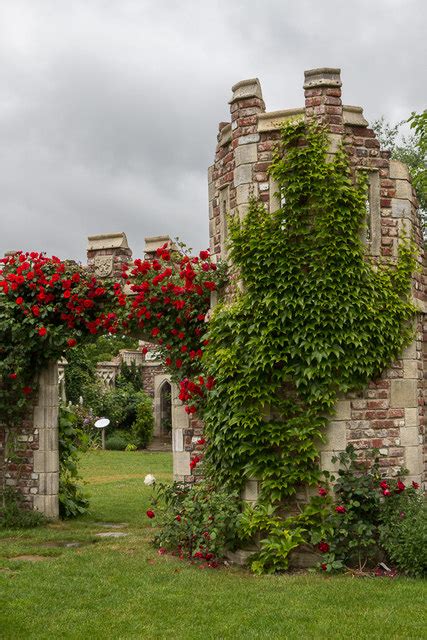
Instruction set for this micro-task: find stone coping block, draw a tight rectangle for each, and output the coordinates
[87,232,129,251]
[304,67,342,89]
[229,78,263,103]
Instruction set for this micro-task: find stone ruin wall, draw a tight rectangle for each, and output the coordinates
[1,67,425,520]
[208,67,426,490]
[0,363,59,518]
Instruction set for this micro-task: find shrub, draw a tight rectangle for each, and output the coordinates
[0,488,46,529]
[58,405,89,518]
[379,489,427,577]
[105,433,128,451]
[148,481,241,563]
[131,392,154,448]
[311,446,383,572]
[312,445,426,576]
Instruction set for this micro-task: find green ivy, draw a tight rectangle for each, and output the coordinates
[203,121,416,506]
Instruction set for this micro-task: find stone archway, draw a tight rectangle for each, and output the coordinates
[153,375,172,442]
[159,380,172,441]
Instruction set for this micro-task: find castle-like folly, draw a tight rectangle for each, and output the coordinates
[1,68,425,518]
[206,68,426,490]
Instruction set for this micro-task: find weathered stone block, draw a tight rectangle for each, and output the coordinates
[404,446,423,476]
[391,199,412,219]
[242,479,259,502]
[33,450,59,474]
[38,471,59,494]
[389,160,410,181]
[235,143,257,166]
[173,429,184,453]
[401,341,417,359]
[33,494,58,519]
[404,408,419,427]
[173,451,190,477]
[335,400,351,421]
[236,184,255,205]
[269,177,280,213]
[400,427,419,447]
[234,164,252,186]
[321,421,347,451]
[395,180,413,200]
[403,359,419,379]
[320,451,341,473]
[238,133,260,145]
[390,379,417,408]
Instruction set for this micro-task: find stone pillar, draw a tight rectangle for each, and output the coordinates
[87,232,132,278]
[171,382,191,480]
[230,78,266,221]
[32,362,60,518]
[304,67,344,134]
[144,235,175,260]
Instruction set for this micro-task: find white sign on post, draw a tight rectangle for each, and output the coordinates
[94,418,110,450]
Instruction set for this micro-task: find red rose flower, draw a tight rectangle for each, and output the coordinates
[199,250,209,260]
[379,481,388,490]
[16,296,24,305]
[67,338,77,347]
[321,563,327,571]
[318,487,328,497]
[335,506,346,514]
[412,481,420,490]
[38,326,47,337]
[318,541,330,553]
[151,327,160,337]
[158,547,167,555]
[382,489,391,497]
[8,373,17,379]
[175,515,181,522]
[22,386,32,395]
[396,480,405,493]
[197,438,206,445]
[146,510,155,519]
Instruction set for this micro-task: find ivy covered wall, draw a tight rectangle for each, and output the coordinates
[207,67,426,492]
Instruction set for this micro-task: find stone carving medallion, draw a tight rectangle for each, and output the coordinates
[94,255,114,277]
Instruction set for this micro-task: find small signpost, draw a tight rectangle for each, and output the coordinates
[94,417,110,450]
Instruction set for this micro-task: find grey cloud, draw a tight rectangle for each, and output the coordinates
[0,0,426,262]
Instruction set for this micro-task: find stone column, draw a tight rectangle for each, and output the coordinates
[229,78,266,221]
[87,232,132,278]
[32,362,60,518]
[304,67,344,134]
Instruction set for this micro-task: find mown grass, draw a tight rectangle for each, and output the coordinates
[1,451,426,640]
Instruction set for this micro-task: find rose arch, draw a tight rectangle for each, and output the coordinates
[0,239,222,516]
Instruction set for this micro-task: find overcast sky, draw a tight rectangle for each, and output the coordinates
[0,0,426,262]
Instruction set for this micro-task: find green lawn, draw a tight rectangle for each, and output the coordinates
[1,451,426,640]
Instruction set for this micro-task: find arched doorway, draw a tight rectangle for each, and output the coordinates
[159,380,172,441]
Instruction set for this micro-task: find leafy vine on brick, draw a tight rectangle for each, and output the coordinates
[202,120,416,504]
